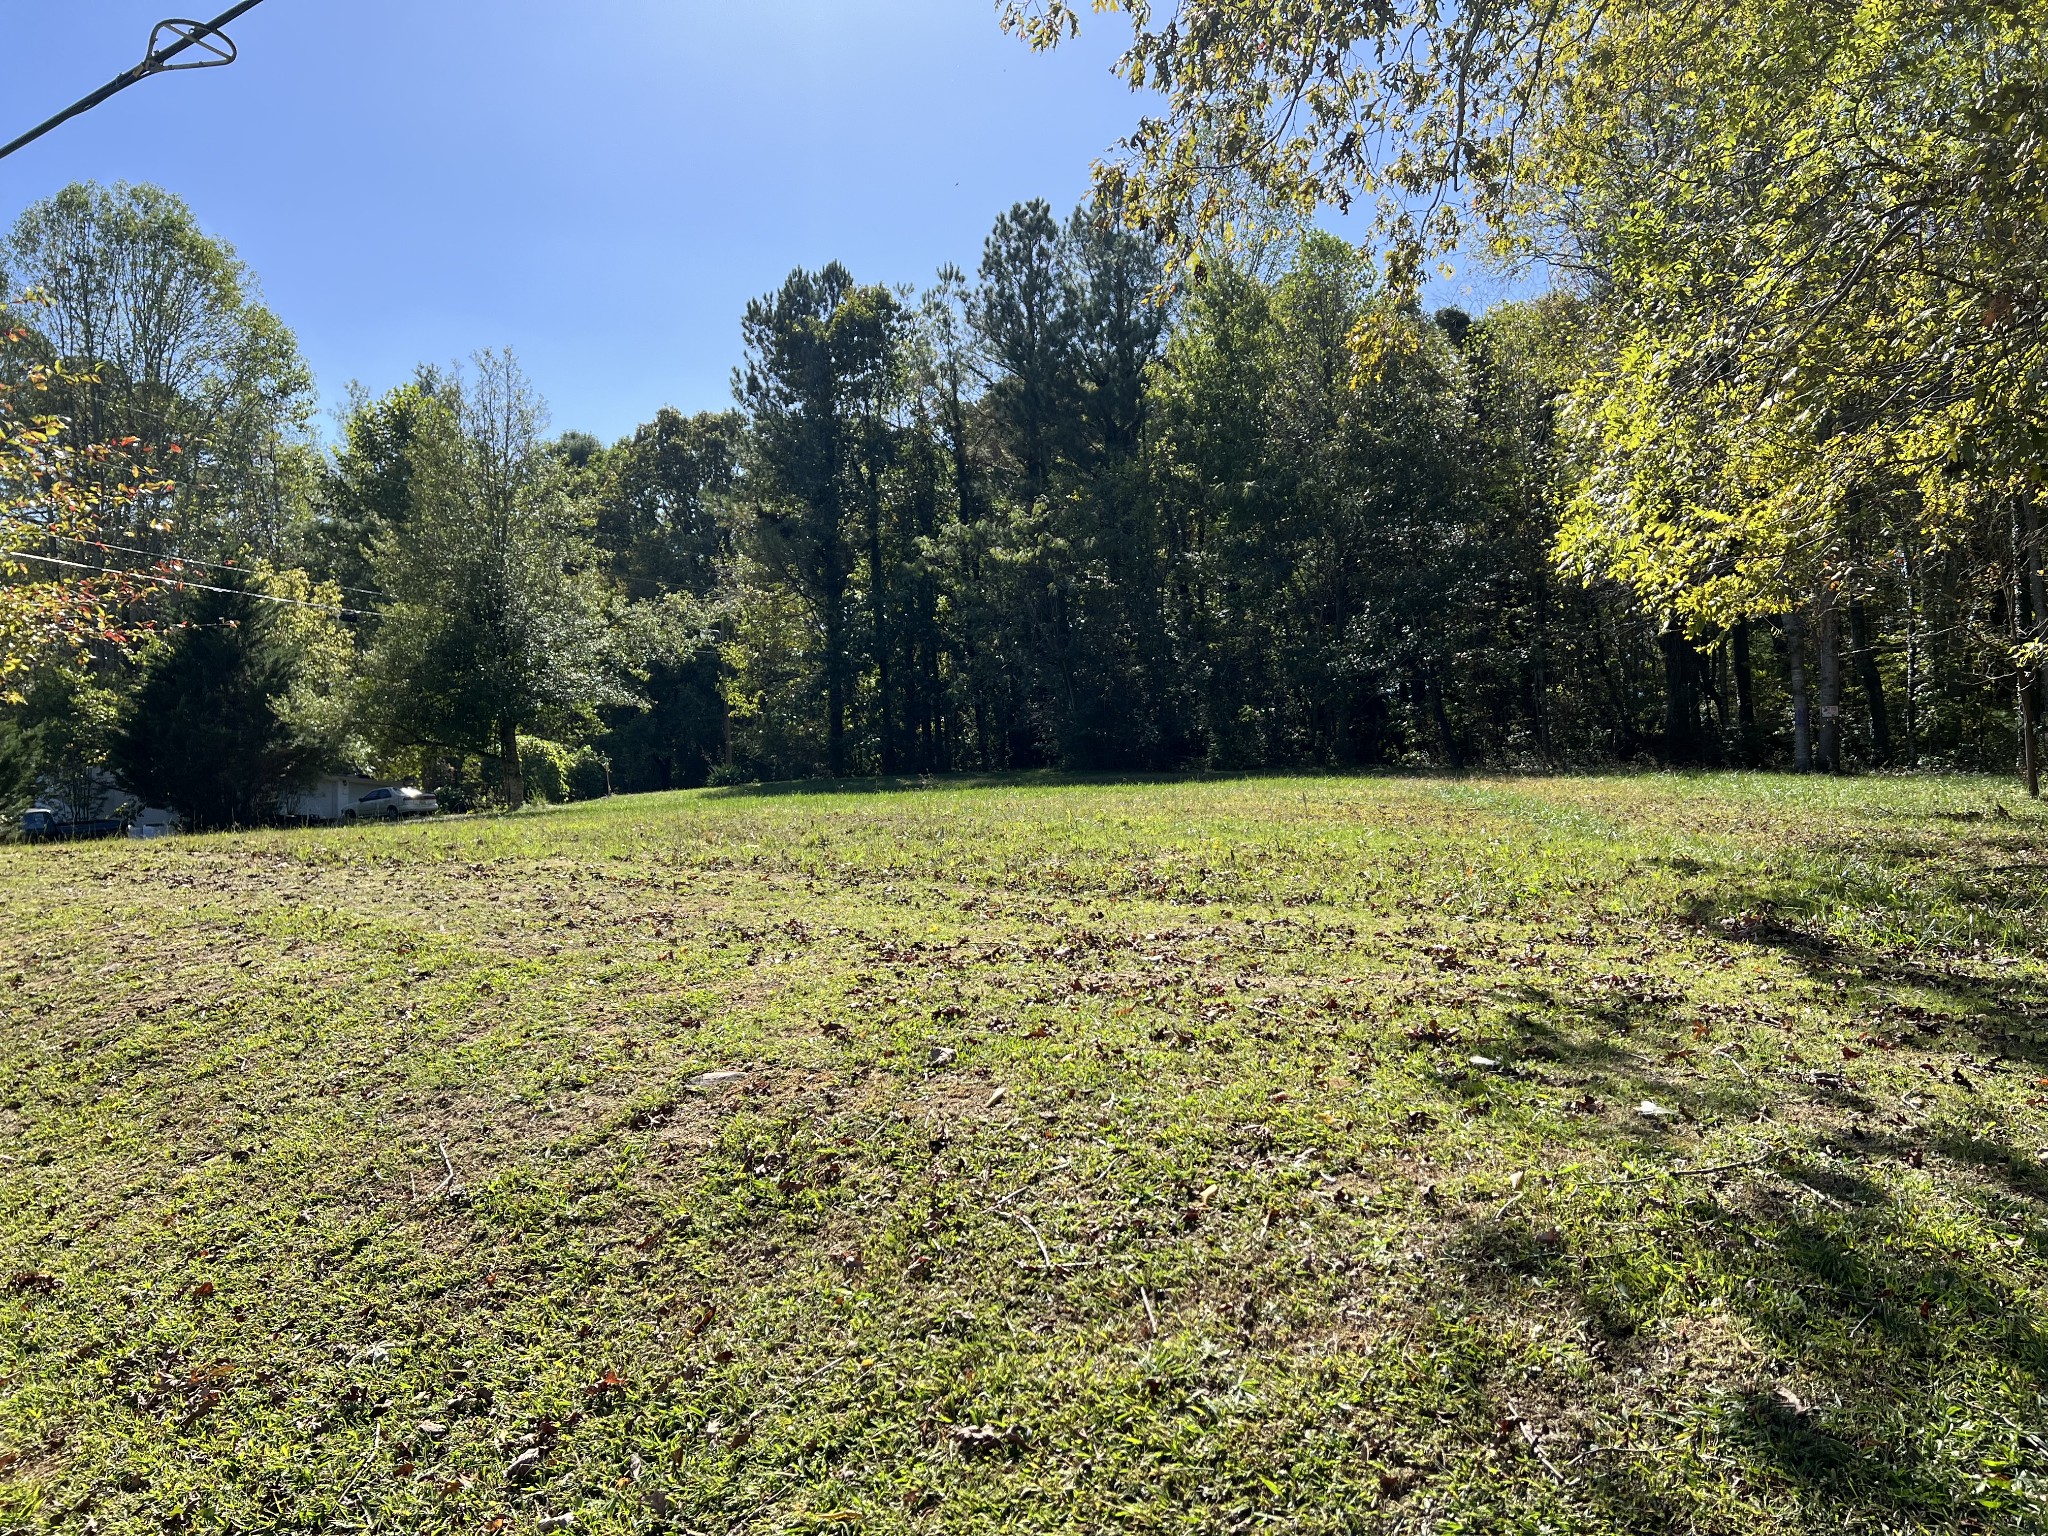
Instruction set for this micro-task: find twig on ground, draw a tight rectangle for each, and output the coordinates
[1509,1401,1566,1483]
[1140,1286,1158,1338]
[1604,1150,1780,1188]
[335,1423,381,1500]
[434,1140,461,1197]
[996,1206,1054,1268]
[1710,1043,1753,1081]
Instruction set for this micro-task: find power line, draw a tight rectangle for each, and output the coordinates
[0,1,272,164]
[49,534,394,601]
[1,549,371,618]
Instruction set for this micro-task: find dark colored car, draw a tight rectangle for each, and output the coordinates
[21,808,128,842]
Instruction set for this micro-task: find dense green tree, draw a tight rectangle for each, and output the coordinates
[971,201,1078,502]
[10,669,124,820]
[577,409,743,791]
[0,712,30,816]
[734,265,905,777]
[109,586,324,828]
[363,352,631,805]
[592,408,741,597]
[1,181,316,558]
[309,372,456,596]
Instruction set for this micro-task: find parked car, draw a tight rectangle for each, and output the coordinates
[21,807,128,842]
[355,786,438,820]
[127,808,182,840]
[283,776,385,824]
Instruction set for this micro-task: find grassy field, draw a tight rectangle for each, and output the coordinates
[1,772,2045,1535]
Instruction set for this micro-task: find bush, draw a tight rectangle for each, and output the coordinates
[515,737,613,804]
[567,748,612,801]
[517,736,576,805]
[0,715,33,822]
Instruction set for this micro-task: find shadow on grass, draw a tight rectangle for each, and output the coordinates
[1671,822,2048,1076]
[1421,875,2048,1531]
[702,768,1288,799]
[1432,1124,2046,1531]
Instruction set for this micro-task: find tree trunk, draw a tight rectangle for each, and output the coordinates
[1660,620,1695,765]
[826,661,846,778]
[498,718,525,808]
[1847,599,1892,766]
[1426,662,1462,770]
[863,452,893,777]
[1699,646,1727,765]
[1900,543,1920,767]
[2024,671,2042,801]
[1529,567,1553,763]
[2023,501,2039,770]
[823,570,848,778]
[1732,621,1757,765]
[2019,501,2044,799]
[1786,607,1812,772]
[1816,593,1842,773]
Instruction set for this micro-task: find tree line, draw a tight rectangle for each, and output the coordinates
[0,173,2037,826]
[1010,0,2048,796]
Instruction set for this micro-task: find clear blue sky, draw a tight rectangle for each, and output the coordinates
[0,1,1513,443]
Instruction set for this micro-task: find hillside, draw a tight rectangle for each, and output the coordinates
[2,774,2044,1534]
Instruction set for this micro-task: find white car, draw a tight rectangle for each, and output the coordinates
[354,786,438,820]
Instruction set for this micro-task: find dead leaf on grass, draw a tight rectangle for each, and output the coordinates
[1772,1385,1813,1418]
[951,1423,1027,1458]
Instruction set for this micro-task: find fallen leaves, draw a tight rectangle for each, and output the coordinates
[950,1422,1028,1458]
[176,1389,223,1430]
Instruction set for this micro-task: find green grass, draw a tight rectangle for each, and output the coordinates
[2,771,2045,1535]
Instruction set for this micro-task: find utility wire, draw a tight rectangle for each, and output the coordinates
[48,534,394,601]
[0,1,272,164]
[1,549,371,618]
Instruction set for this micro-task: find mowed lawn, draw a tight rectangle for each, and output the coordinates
[2,774,2045,1535]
